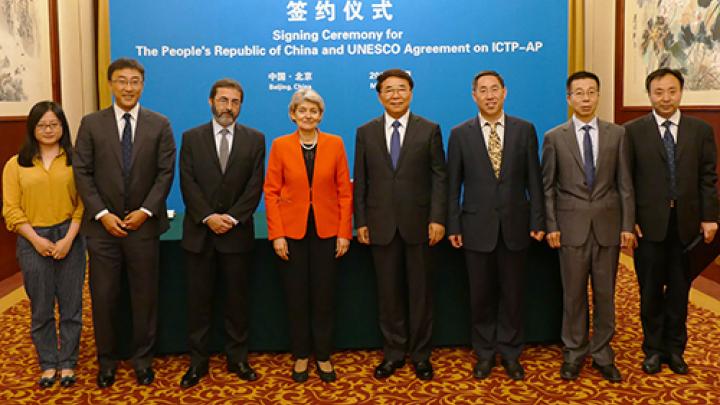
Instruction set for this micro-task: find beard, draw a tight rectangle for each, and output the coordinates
[211,104,238,126]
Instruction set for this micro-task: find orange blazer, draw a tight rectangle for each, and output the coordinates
[264,131,353,241]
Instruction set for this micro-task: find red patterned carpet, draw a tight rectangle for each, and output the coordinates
[1,264,719,404]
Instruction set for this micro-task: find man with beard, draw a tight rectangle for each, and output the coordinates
[178,78,265,387]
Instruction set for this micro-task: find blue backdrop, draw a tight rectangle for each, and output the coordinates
[110,0,569,210]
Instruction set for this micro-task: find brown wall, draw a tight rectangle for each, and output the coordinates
[0,119,27,280]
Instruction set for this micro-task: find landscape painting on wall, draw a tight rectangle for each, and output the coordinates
[0,0,53,117]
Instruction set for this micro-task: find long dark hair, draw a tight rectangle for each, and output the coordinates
[18,101,73,167]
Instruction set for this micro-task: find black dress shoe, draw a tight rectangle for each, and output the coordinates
[38,374,57,389]
[641,354,662,374]
[60,374,76,387]
[316,361,337,383]
[228,361,258,381]
[592,361,622,382]
[135,367,155,385]
[96,369,116,388]
[291,359,309,383]
[374,359,405,379]
[473,358,494,380]
[413,360,434,381]
[180,366,208,388]
[501,359,525,381]
[667,354,689,374]
[560,362,581,380]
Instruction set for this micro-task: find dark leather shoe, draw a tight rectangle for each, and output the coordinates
[374,359,405,379]
[135,367,155,385]
[60,374,76,388]
[473,358,494,379]
[641,354,662,374]
[560,362,581,380]
[316,361,337,383]
[96,369,116,388]
[228,361,258,381]
[667,354,689,374]
[501,359,525,381]
[413,360,434,381]
[38,374,57,389]
[180,366,208,388]
[592,361,622,382]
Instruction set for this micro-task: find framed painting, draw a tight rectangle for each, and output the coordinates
[0,0,60,120]
[616,0,720,110]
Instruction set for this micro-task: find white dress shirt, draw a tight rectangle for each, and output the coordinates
[384,110,410,153]
[652,109,681,143]
[479,112,506,150]
[572,115,599,167]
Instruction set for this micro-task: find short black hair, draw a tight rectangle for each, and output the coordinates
[376,69,414,93]
[107,58,145,81]
[645,68,684,92]
[566,71,600,93]
[209,78,244,103]
[472,70,505,90]
[18,101,73,167]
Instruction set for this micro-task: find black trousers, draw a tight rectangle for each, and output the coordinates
[87,235,159,371]
[277,216,337,361]
[371,231,433,363]
[634,208,690,357]
[464,233,527,362]
[185,245,252,367]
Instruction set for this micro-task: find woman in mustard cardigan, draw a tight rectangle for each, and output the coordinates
[264,89,353,383]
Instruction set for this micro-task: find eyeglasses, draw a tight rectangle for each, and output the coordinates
[214,97,241,107]
[569,89,599,98]
[36,121,61,131]
[112,78,143,88]
[380,87,410,96]
[476,86,502,97]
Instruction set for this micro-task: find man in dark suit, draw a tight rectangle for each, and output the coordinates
[542,71,635,382]
[625,68,718,375]
[178,78,265,387]
[354,68,447,380]
[447,70,545,381]
[73,58,176,387]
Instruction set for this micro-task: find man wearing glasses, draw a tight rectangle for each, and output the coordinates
[541,71,635,382]
[74,58,176,387]
[354,68,447,380]
[178,78,265,388]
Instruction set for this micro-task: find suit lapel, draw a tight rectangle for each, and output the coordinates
[470,116,495,177]
[130,107,149,169]
[373,116,394,171]
[595,120,610,175]
[498,117,517,180]
[646,114,668,163]
[103,107,123,169]
[202,123,223,174]
[560,120,585,172]
[225,123,245,173]
[675,115,690,163]
[395,113,417,171]
[291,131,311,189]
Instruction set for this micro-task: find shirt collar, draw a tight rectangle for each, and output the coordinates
[113,102,140,122]
[572,115,598,132]
[212,119,235,136]
[652,109,681,127]
[478,112,505,129]
[384,110,410,129]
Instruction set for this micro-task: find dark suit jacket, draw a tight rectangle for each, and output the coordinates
[353,113,447,245]
[625,113,719,244]
[447,115,544,252]
[542,119,634,247]
[179,122,265,254]
[73,106,176,238]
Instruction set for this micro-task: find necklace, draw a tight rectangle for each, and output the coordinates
[299,134,318,150]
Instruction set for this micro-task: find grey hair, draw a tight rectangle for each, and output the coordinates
[288,88,325,114]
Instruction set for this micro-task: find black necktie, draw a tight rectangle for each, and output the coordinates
[582,125,595,190]
[122,113,133,181]
[390,120,401,169]
[662,120,677,199]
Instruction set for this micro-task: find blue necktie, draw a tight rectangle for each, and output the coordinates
[390,120,401,169]
[582,125,595,190]
[121,113,133,180]
[662,120,677,199]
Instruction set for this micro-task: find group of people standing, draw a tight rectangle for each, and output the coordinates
[2,57,716,391]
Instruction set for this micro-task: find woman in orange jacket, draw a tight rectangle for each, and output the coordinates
[264,88,353,383]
